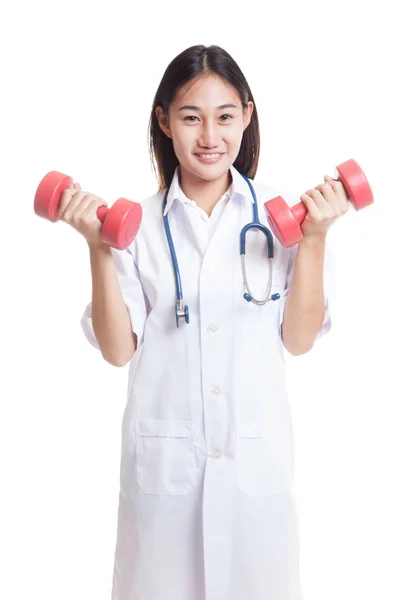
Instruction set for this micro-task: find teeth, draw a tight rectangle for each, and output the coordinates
[197,153,222,159]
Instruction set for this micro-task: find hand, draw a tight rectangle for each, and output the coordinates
[299,175,349,241]
[58,182,109,249]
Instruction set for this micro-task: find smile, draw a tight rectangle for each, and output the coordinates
[195,153,224,158]
[194,153,225,164]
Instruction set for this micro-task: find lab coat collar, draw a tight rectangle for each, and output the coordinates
[162,163,251,217]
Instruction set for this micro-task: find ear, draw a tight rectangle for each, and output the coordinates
[243,101,254,131]
[156,106,172,139]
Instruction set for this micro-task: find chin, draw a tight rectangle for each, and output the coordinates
[190,157,231,178]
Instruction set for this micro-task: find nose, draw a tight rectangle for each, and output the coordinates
[198,119,220,148]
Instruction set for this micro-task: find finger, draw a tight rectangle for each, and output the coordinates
[312,184,342,215]
[58,187,76,220]
[323,175,348,206]
[323,174,341,191]
[313,183,335,199]
[315,182,350,217]
[70,195,99,220]
[300,193,321,221]
[78,198,108,220]
[61,181,82,213]
[305,188,334,215]
[59,191,91,222]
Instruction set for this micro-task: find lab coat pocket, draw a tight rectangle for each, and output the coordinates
[236,421,292,498]
[136,420,200,496]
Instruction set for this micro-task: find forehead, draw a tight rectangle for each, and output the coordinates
[173,74,241,107]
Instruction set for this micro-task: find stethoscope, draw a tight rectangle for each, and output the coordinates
[162,172,280,328]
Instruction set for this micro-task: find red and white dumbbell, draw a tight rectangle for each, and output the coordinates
[34,171,142,250]
[264,159,374,248]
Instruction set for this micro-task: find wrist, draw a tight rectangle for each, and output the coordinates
[88,241,112,256]
[300,232,327,248]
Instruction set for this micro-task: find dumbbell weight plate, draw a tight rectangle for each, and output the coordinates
[266,195,305,248]
[336,159,374,210]
[101,199,142,250]
[34,171,73,221]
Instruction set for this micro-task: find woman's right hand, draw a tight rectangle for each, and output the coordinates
[58,181,110,250]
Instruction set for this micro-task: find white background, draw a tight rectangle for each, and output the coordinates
[1,1,399,598]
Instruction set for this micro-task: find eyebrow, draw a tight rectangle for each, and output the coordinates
[178,103,238,111]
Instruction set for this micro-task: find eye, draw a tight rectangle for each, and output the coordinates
[183,114,234,122]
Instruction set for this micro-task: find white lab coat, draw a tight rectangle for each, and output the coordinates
[81,164,333,600]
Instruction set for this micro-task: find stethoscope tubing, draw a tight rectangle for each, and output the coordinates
[162,172,279,326]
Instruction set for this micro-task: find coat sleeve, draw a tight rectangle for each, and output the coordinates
[80,244,148,350]
[278,239,335,342]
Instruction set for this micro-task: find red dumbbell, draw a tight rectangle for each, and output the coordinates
[34,171,142,250]
[264,159,374,248]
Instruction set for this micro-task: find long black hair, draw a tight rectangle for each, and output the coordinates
[148,45,261,192]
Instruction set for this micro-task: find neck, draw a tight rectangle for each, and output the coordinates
[178,165,232,214]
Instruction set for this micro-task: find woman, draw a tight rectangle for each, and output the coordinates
[60,44,347,600]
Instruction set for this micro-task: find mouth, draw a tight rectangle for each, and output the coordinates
[194,152,225,164]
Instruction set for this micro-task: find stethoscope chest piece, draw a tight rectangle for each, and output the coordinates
[175,301,190,327]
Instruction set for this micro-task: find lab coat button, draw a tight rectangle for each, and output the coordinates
[211,386,221,396]
[207,324,219,333]
[212,449,222,459]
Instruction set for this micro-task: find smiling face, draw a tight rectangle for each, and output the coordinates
[156,74,254,188]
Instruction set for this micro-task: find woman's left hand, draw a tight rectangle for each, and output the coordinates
[299,175,349,241]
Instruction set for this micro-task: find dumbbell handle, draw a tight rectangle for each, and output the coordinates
[288,173,348,227]
[290,202,308,226]
[59,191,108,222]
[34,172,142,250]
[95,205,108,222]
[285,177,351,228]
[265,159,373,248]
[286,161,373,228]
